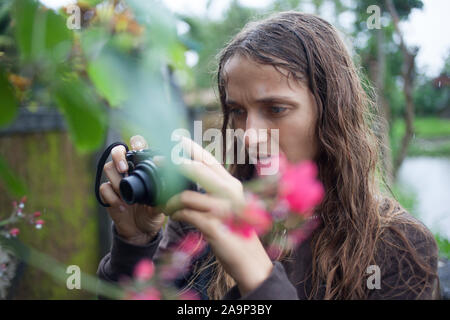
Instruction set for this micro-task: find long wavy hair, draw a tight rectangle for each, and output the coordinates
[183,11,439,300]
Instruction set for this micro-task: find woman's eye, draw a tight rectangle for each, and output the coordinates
[268,106,287,115]
[230,108,246,116]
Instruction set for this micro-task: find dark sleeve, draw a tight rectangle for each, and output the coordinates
[368,218,440,300]
[222,261,299,300]
[96,219,198,299]
[96,223,163,284]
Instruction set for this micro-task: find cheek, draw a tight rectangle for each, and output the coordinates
[277,115,318,163]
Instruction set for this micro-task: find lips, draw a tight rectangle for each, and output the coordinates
[256,155,275,171]
[255,153,287,176]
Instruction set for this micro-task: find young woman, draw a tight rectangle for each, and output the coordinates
[97,11,440,299]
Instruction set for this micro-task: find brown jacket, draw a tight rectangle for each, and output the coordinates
[97,210,439,300]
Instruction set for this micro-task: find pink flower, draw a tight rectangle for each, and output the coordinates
[126,287,161,300]
[225,218,254,238]
[133,259,155,281]
[33,211,41,218]
[177,232,206,257]
[225,195,272,238]
[35,219,45,229]
[278,161,324,216]
[9,228,20,237]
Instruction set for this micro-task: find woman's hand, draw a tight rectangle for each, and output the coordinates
[99,135,165,245]
[165,136,274,296]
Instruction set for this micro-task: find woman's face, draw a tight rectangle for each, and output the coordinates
[223,54,319,166]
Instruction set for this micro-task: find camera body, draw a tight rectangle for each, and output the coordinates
[119,149,195,206]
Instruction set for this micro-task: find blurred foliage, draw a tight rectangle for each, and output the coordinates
[0,132,103,299]
[0,0,192,298]
[179,0,261,89]
[391,117,450,157]
[396,117,450,139]
[0,0,190,150]
[435,234,450,259]
[414,54,450,116]
[0,0,449,298]
[0,155,27,198]
[0,0,194,200]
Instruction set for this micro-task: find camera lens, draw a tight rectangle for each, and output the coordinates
[119,175,146,204]
[119,161,160,206]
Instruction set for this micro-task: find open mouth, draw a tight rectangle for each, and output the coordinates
[256,155,274,167]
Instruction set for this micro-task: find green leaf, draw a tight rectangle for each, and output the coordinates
[87,48,129,108]
[127,0,178,48]
[0,155,27,197]
[0,69,18,126]
[53,74,107,153]
[13,0,73,63]
[169,41,188,71]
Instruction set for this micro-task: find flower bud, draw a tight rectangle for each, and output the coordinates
[35,219,45,229]
[9,228,20,237]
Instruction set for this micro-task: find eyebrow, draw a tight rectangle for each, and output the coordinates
[225,96,299,107]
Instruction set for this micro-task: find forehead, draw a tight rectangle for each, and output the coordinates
[222,54,304,100]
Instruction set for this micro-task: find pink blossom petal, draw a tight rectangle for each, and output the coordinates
[279,161,324,215]
[9,228,20,237]
[177,232,206,257]
[225,195,273,237]
[35,219,45,229]
[224,218,255,238]
[133,259,155,281]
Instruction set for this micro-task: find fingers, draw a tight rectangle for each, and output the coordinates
[99,182,123,208]
[111,145,128,173]
[106,136,147,197]
[178,158,244,208]
[171,209,222,240]
[103,161,123,194]
[130,135,148,151]
[110,135,148,174]
[178,158,228,196]
[99,182,129,226]
[165,190,232,220]
[178,136,232,182]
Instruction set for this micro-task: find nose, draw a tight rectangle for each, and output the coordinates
[244,111,269,151]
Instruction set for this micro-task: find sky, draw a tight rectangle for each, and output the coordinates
[401,0,450,76]
[40,0,450,77]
